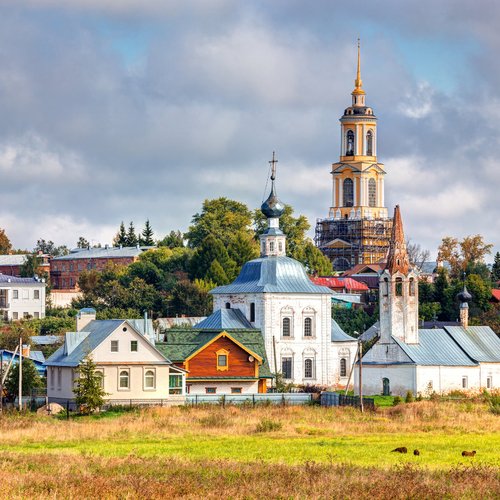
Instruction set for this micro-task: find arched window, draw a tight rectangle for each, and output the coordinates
[250,302,255,322]
[144,370,155,389]
[346,130,354,156]
[119,370,129,389]
[382,378,390,396]
[395,277,403,296]
[368,178,376,207]
[304,358,314,378]
[343,178,354,207]
[304,317,312,337]
[409,278,415,296]
[282,317,291,337]
[225,302,231,309]
[95,371,104,389]
[366,130,373,155]
[340,358,347,377]
[383,277,389,296]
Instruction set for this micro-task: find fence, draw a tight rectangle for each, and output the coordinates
[186,393,314,406]
[321,392,375,411]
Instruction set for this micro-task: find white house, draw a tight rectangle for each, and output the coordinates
[209,158,358,387]
[0,274,46,321]
[45,309,186,406]
[355,206,500,396]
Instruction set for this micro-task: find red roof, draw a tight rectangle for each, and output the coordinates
[492,289,500,302]
[311,276,369,292]
[342,263,385,276]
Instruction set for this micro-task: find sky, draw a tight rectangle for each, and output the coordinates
[0,0,499,259]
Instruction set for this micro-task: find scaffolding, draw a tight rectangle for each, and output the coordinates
[315,216,393,272]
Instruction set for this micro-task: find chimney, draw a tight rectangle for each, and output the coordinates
[21,344,30,358]
[76,308,96,331]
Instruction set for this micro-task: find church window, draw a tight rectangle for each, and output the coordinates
[282,357,292,379]
[278,241,283,252]
[346,130,355,156]
[304,317,312,337]
[382,378,390,396]
[250,302,255,322]
[343,178,354,207]
[462,376,468,389]
[304,358,314,379]
[383,277,389,296]
[366,130,373,155]
[282,317,291,337]
[225,302,231,309]
[409,278,415,296]
[487,376,492,389]
[368,178,376,207]
[340,358,347,377]
[269,241,275,252]
[395,278,403,296]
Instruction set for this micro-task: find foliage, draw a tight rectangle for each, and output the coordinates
[404,391,414,403]
[392,395,403,406]
[273,372,295,393]
[126,222,138,246]
[255,418,282,432]
[293,240,332,276]
[169,280,213,317]
[227,230,259,268]
[0,322,37,350]
[158,230,184,249]
[0,227,12,253]
[113,222,127,247]
[492,252,500,285]
[406,239,430,272]
[34,239,68,257]
[74,354,108,414]
[332,306,375,337]
[19,253,43,278]
[140,219,155,246]
[4,358,42,397]
[77,237,90,249]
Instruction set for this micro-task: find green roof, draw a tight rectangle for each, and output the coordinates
[157,328,272,378]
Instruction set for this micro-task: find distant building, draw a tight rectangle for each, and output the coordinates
[50,246,154,290]
[310,276,369,308]
[0,274,46,321]
[0,254,50,277]
[0,346,46,377]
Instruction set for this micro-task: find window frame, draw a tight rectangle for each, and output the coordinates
[110,340,119,353]
[281,356,292,379]
[231,387,242,394]
[366,130,373,156]
[462,376,468,389]
[34,290,40,300]
[303,317,313,338]
[395,277,403,297]
[368,178,376,208]
[12,290,19,299]
[144,368,156,391]
[118,369,130,390]
[216,348,229,372]
[282,317,292,338]
[304,358,314,379]
[169,374,183,395]
[250,302,255,323]
[343,178,354,207]
[205,387,217,394]
[130,340,138,352]
[340,358,347,378]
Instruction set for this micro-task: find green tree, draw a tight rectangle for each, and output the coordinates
[185,198,253,248]
[113,222,128,247]
[227,230,259,268]
[158,230,184,248]
[19,253,42,277]
[293,241,332,276]
[170,280,213,316]
[332,306,375,337]
[205,259,228,286]
[34,239,69,257]
[5,358,42,398]
[77,237,90,249]
[74,354,107,414]
[491,252,500,285]
[141,219,155,246]
[0,228,12,254]
[126,222,138,247]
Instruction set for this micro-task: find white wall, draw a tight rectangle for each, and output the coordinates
[354,364,416,396]
[1,283,46,320]
[416,365,480,394]
[187,380,259,395]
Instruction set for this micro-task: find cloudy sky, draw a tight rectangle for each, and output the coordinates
[0,0,498,259]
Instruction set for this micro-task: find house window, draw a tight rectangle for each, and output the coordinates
[144,369,156,389]
[343,178,354,207]
[382,377,390,396]
[34,290,40,300]
[169,374,183,394]
[216,349,229,371]
[23,312,29,319]
[119,370,130,389]
[78,263,83,271]
[69,263,74,272]
[282,357,292,379]
[409,278,415,296]
[69,278,74,288]
[62,265,66,272]
[13,290,19,299]
[340,358,347,377]
[368,178,376,207]
[395,278,403,296]
[130,340,138,352]
[282,317,291,337]
[12,312,18,320]
[95,370,104,389]
[304,317,313,337]
[304,358,314,379]
[486,376,492,389]
[206,387,216,394]
[250,302,255,322]
[462,376,468,389]
[34,312,40,319]
[231,387,242,394]
[111,340,119,352]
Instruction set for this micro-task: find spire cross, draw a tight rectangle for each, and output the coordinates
[355,38,362,90]
[269,151,278,181]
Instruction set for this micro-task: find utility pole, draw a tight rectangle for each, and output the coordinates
[358,340,363,413]
[272,336,278,389]
[0,350,3,414]
[18,337,22,411]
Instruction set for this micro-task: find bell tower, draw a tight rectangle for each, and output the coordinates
[315,40,392,271]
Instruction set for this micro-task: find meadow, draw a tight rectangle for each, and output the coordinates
[0,401,499,498]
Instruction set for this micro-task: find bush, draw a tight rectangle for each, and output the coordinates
[392,396,403,406]
[255,418,282,433]
[199,413,230,428]
[405,391,414,403]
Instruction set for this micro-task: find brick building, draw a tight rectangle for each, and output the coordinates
[0,254,50,277]
[50,246,153,290]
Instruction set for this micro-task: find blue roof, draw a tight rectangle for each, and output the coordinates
[444,326,500,363]
[392,330,477,366]
[331,319,357,342]
[195,309,254,330]
[0,274,44,284]
[30,335,62,345]
[211,256,333,295]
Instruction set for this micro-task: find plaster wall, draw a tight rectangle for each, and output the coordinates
[187,380,259,395]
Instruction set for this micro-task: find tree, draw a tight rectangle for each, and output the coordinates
[5,358,42,398]
[170,280,213,316]
[158,230,184,249]
[113,222,128,247]
[185,198,253,248]
[205,259,228,286]
[227,231,259,268]
[34,239,68,257]
[406,239,430,272]
[492,252,500,285]
[332,306,375,337]
[126,222,138,247]
[74,354,107,414]
[77,237,90,249]
[19,253,43,277]
[0,228,12,254]
[140,219,155,246]
[293,241,332,276]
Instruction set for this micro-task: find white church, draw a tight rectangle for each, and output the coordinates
[355,205,500,396]
[209,158,358,386]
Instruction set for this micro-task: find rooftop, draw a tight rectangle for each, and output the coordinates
[0,274,45,285]
[51,246,154,261]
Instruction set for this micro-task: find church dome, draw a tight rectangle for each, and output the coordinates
[261,184,285,218]
[210,256,332,295]
[457,286,472,303]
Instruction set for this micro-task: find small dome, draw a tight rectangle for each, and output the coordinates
[457,286,472,303]
[261,183,285,218]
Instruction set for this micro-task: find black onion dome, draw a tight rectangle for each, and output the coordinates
[457,286,472,303]
[261,182,285,218]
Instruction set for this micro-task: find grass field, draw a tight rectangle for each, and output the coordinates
[0,401,499,498]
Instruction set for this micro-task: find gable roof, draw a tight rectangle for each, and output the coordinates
[311,276,369,292]
[331,319,357,342]
[392,330,477,366]
[444,326,500,363]
[195,309,253,330]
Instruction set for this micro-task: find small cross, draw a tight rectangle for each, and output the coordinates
[269,151,278,180]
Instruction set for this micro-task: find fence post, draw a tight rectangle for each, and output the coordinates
[130,399,132,409]
[282,393,285,407]
[253,394,255,408]
[195,394,198,406]
[222,394,225,408]
[66,400,70,420]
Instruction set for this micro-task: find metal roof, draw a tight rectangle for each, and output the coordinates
[0,274,45,284]
[359,321,380,341]
[444,326,500,363]
[195,309,253,330]
[0,255,27,266]
[51,246,154,261]
[30,335,62,346]
[211,256,333,295]
[157,317,207,329]
[392,329,477,366]
[331,319,357,342]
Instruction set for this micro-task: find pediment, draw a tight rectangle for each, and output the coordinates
[322,238,352,249]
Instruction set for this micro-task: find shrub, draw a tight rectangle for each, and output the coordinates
[405,391,414,403]
[199,412,229,428]
[392,396,403,406]
[255,418,282,433]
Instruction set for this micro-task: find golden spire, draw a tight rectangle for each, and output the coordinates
[352,38,365,95]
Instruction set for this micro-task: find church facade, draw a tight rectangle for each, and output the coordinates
[315,42,392,271]
[209,157,358,386]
